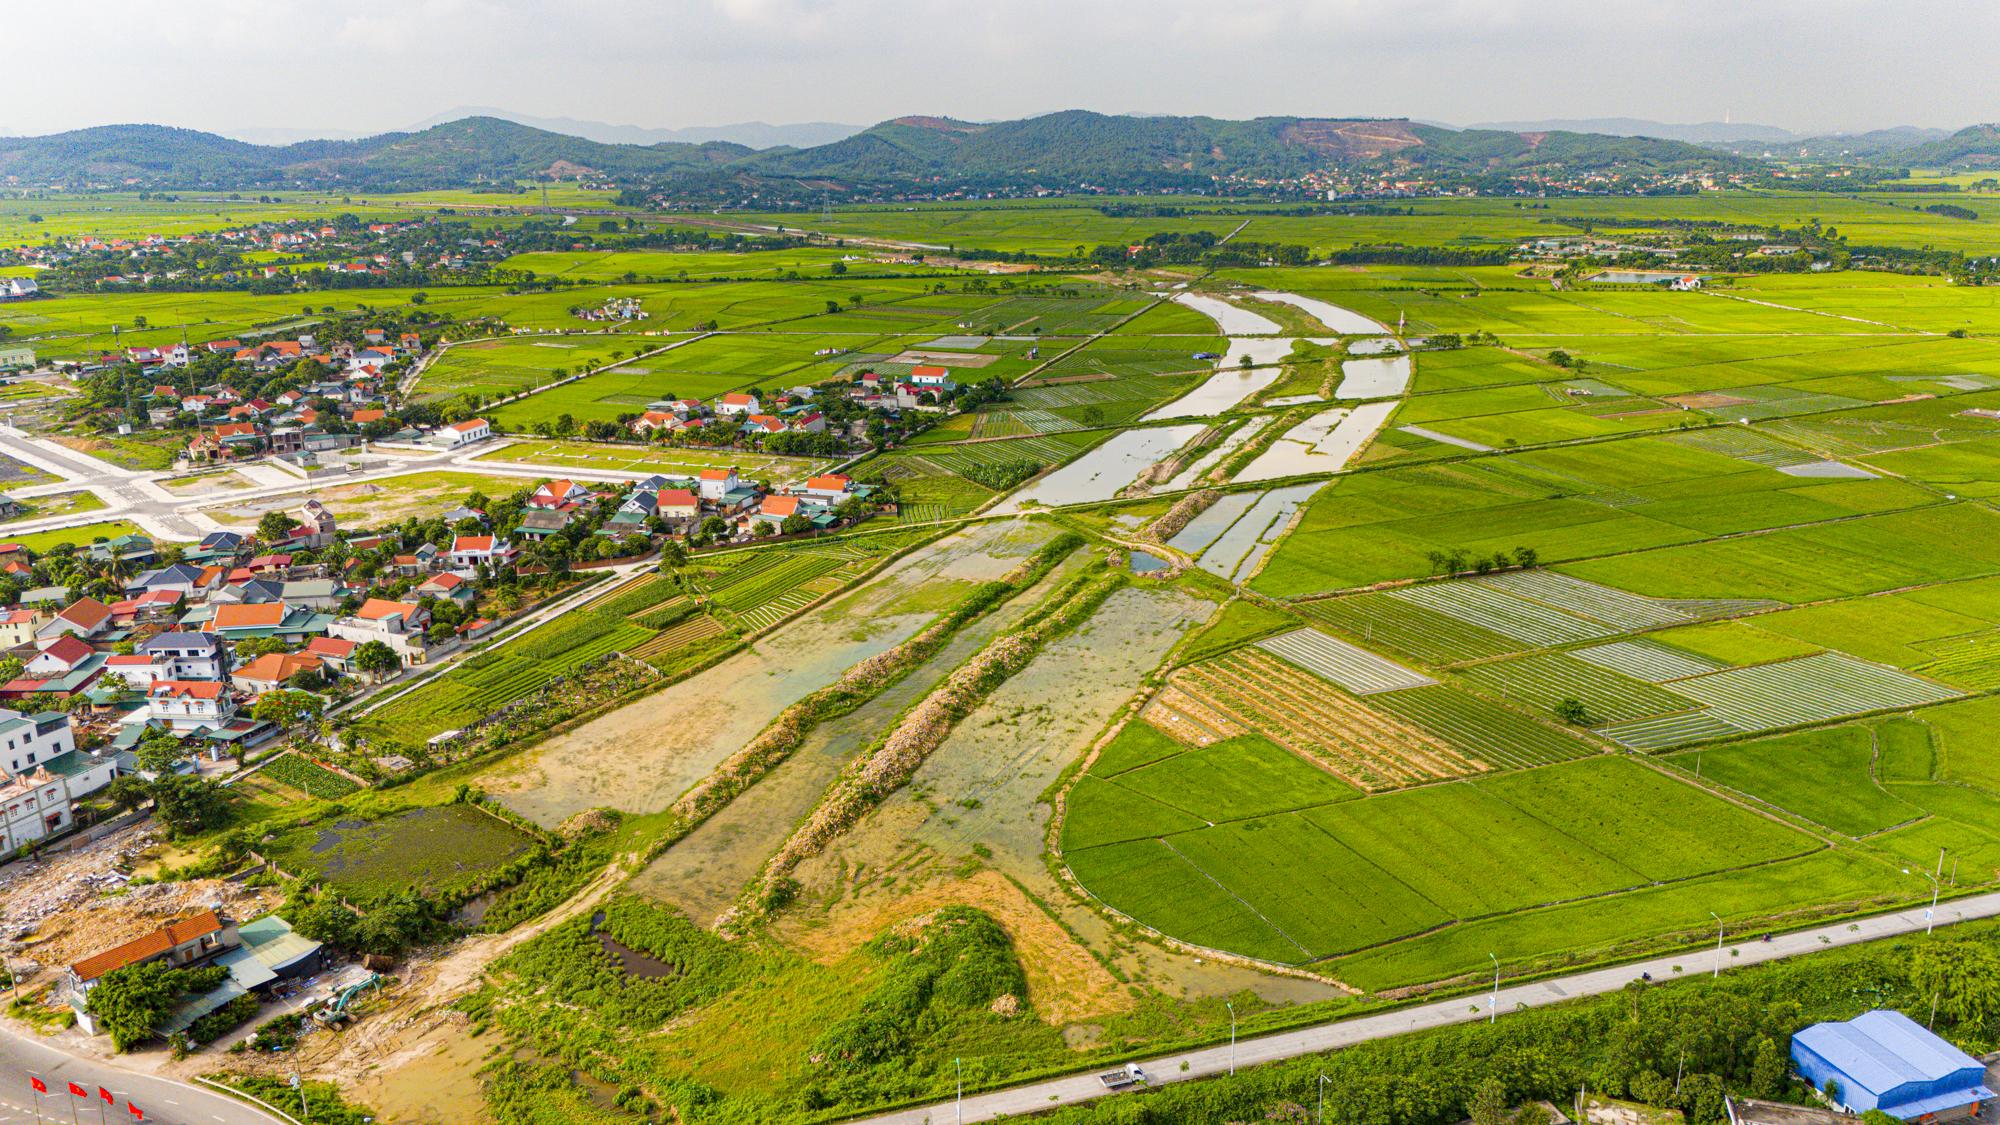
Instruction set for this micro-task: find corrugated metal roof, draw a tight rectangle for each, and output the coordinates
[1794,1010,1983,1096]
[1885,1086,1996,1118]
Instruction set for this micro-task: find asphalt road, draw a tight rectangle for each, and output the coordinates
[856,890,2000,1125]
[0,1020,282,1125]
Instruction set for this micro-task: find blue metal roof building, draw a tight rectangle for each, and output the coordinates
[1792,1010,1994,1121]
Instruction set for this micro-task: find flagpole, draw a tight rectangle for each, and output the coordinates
[29,1077,43,1125]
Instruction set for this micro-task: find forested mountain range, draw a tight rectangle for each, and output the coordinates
[0,109,1849,194]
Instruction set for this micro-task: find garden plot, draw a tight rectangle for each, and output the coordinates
[1255,628,1434,694]
[1237,400,1399,482]
[989,424,1203,513]
[1172,649,1485,790]
[1193,483,1324,582]
[1336,354,1413,400]
[262,806,536,902]
[1459,652,1699,725]
[1390,582,1620,646]
[1475,570,1706,630]
[1370,685,1597,770]
[1778,460,1879,479]
[1597,652,1962,749]
[1249,290,1390,334]
[1299,592,1523,666]
[1572,639,1728,682]
[1672,652,1962,730]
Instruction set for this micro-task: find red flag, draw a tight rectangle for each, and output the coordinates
[128,1102,143,1120]
[67,1081,87,1098]
[29,1076,46,1094]
[101,1085,115,1104]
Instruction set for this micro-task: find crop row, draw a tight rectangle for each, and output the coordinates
[259,753,361,799]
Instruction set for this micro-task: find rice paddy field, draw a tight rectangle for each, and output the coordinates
[30,189,2000,1015]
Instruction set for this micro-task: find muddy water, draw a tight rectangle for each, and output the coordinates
[1336,354,1414,400]
[482,521,1056,827]
[1142,338,1327,421]
[1173,292,1281,335]
[628,554,1088,924]
[1250,290,1390,335]
[788,586,1341,1006]
[990,425,1204,514]
[1236,400,1399,482]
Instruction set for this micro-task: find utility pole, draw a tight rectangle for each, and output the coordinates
[955,1057,962,1125]
[1226,1001,1237,1076]
[1710,911,1724,978]
[1488,952,1500,1023]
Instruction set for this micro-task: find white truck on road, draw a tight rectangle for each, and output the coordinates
[1098,1063,1147,1089]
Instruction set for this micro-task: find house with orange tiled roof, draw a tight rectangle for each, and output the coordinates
[64,912,239,1033]
[328,597,433,663]
[37,597,112,642]
[527,480,591,510]
[144,679,235,731]
[715,392,760,416]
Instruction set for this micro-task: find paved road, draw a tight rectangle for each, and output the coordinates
[856,891,2000,1124]
[0,1020,281,1125]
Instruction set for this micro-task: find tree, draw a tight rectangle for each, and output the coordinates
[1512,546,1540,569]
[256,510,299,545]
[134,732,185,776]
[88,961,225,1051]
[104,775,152,815]
[252,690,324,729]
[352,640,401,678]
[780,514,812,536]
[1547,350,1573,368]
[1553,697,1590,725]
[1467,1078,1509,1125]
[149,773,230,837]
[1912,939,2000,1029]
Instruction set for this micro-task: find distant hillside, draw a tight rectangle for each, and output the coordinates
[742,111,1756,185]
[1704,126,1952,161]
[399,108,864,150]
[0,111,1760,193]
[1896,124,2000,168]
[1470,117,1797,145]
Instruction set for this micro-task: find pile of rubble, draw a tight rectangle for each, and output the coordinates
[0,823,279,981]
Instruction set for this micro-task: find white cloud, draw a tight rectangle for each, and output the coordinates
[0,0,1991,138]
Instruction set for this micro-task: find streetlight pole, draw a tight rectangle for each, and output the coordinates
[1317,1073,1332,1125]
[1488,952,1500,1023]
[1709,912,1723,978]
[1927,877,1940,935]
[955,1057,962,1125]
[1226,1001,1237,1076]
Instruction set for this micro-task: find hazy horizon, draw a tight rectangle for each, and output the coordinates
[4,0,1993,141]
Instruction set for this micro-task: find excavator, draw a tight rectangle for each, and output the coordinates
[310,973,381,1029]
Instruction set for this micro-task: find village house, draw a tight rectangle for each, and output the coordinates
[715,392,761,416]
[428,418,492,448]
[514,508,572,541]
[527,480,592,510]
[64,912,240,1035]
[328,597,432,663]
[26,635,98,678]
[446,534,514,574]
[38,597,113,642]
[141,680,235,732]
[696,467,741,501]
[231,651,322,696]
[0,608,45,648]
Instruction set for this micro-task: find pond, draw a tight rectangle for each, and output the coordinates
[990,424,1204,514]
[1127,550,1170,573]
[1251,290,1390,334]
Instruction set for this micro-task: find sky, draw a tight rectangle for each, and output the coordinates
[3,0,1991,139]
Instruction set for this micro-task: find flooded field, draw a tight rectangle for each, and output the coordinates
[1163,416,1272,491]
[1237,400,1399,482]
[991,424,1203,514]
[628,553,1089,924]
[1143,338,1327,420]
[1336,354,1413,399]
[1174,291,1281,335]
[479,521,1056,827]
[1188,483,1325,582]
[1251,290,1390,334]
